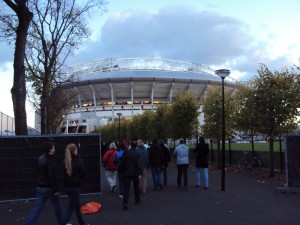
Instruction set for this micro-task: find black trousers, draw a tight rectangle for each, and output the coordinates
[177,164,189,187]
[123,176,140,205]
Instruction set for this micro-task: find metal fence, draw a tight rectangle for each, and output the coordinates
[0,111,40,136]
[0,134,101,202]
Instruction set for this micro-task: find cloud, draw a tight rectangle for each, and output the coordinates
[0,43,14,67]
[76,7,248,58]
[51,6,298,81]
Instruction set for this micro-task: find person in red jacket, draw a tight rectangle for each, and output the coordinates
[103,143,118,192]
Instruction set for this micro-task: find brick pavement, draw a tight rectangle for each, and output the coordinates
[1,162,300,225]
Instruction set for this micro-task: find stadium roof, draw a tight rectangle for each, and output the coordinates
[62,58,237,104]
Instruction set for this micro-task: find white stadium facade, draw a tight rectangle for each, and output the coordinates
[58,58,237,133]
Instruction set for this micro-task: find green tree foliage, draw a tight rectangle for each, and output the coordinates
[233,83,260,135]
[155,104,172,140]
[120,119,130,142]
[95,92,199,143]
[201,87,222,140]
[127,114,142,141]
[98,121,118,143]
[247,64,300,177]
[140,110,156,142]
[170,91,199,141]
[201,86,234,141]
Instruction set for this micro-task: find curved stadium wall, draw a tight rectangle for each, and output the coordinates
[58,58,237,133]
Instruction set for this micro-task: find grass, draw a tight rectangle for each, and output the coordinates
[226,142,283,151]
[183,142,284,152]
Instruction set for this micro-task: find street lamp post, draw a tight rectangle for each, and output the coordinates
[215,69,231,192]
[117,113,122,149]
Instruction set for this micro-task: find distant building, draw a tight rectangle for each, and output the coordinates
[0,111,40,136]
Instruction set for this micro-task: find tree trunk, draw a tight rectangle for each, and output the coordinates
[210,139,214,164]
[228,138,232,166]
[40,66,52,134]
[268,137,274,178]
[40,103,47,134]
[11,4,33,135]
[217,139,221,169]
[279,136,283,173]
[251,134,255,156]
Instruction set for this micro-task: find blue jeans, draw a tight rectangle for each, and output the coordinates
[151,167,162,189]
[62,187,85,225]
[25,187,62,225]
[196,167,209,187]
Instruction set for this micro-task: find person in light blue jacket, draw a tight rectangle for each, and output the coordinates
[174,139,189,190]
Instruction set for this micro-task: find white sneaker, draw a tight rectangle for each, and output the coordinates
[119,194,123,199]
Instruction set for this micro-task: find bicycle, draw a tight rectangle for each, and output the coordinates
[238,151,261,171]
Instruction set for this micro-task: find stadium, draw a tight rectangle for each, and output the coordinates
[58,58,237,133]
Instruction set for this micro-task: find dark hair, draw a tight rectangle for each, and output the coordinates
[43,142,54,154]
[120,143,127,150]
[199,137,205,144]
[152,139,158,144]
[130,140,137,149]
[159,140,165,147]
[158,140,164,144]
[179,139,185,144]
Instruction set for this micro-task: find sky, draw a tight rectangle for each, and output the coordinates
[0,0,299,127]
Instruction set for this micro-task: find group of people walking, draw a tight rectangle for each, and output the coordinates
[25,142,88,225]
[25,137,210,224]
[102,137,210,210]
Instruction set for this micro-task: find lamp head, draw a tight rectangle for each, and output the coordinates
[215,69,231,79]
[117,112,122,117]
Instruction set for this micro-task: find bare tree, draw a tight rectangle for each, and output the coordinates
[1,0,107,134]
[24,0,107,134]
[26,68,78,133]
[1,0,33,135]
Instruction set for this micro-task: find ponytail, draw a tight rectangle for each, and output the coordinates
[65,143,77,176]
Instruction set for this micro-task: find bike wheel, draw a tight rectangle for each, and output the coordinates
[250,157,261,171]
[238,157,247,171]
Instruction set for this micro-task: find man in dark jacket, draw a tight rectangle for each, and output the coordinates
[159,140,171,186]
[148,139,164,190]
[122,140,142,210]
[25,142,63,225]
[194,137,209,189]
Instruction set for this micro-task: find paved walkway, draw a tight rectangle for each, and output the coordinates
[1,162,300,225]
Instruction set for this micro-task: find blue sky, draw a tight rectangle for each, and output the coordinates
[1,0,299,127]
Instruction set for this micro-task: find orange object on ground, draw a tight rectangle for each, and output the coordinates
[80,202,101,214]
